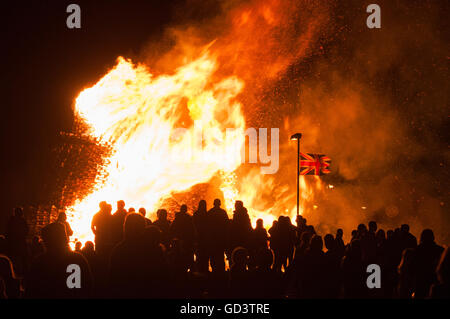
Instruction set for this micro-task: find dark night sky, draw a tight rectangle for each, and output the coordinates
[1,0,448,234]
[1,0,190,230]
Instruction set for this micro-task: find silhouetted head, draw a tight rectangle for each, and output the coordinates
[401,224,410,233]
[41,222,68,252]
[351,230,357,238]
[83,241,95,252]
[213,199,221,208]
[368,221,377,233]
[75,241,82,251]
[324,234,335,251]
[138,207,146,217]
[436,247,450,284]
[14,207,24,218]
[309,235,323,252]
[123,213,146,241]
[420,229,435,245]
[357,224,368,236]
[306,225,316,234]
[256,248,274,270]
[198,200,206,212]
[336,228,343,238]
[231,247,248,269]
[157,209,167,221]
[128,207,135,213]
[256,218,264,229]
[99,201,108,211]
[57,212,67,222]
[235,200,243,211]
[180,204,187,214]
[286,216,292,226]
[117,200,125,210]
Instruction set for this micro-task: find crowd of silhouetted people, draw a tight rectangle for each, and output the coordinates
[0,200,449,299]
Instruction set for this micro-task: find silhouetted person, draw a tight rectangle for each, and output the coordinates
[429,247,450,299]
[368,221,377,236]
[324,234,342,298]
[341,239,367,298]
[170,204,195,272]
[206,199,229,273]
[230,201,252,251]
[272,216,296,272]
[74,241,82,253]
[268,220,279,253]
[153,209,171,248]
[6,207,28,275]
[81,241,95,259]
[249,248,282,298]
[111,200,128,245]
[295,215,307,242]
[413,229,443,299]
[109,214,168,298]
[91,201,113,257]
[193,200,209,273]
[142,226,170,297]
[138,207,152,225]
[351,229,357,242]
[80,241,96,272]
[228,247,252,298]
[26,222,93,298]
[335,228,345,255]
[128,207,135,213]
[298,235,327,298]
[400,224,417,251]
[384,229,400,297]
[249,219,268,270]
[357,223,377,265]
[57,211,73,242]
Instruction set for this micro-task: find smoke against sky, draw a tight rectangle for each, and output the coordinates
[136,0,449,242]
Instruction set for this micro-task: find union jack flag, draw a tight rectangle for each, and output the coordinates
[300,152,331,175]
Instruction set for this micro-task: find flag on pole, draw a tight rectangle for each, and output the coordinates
[300,152,331,175]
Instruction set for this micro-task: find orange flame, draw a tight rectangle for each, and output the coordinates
[68,52,247,244]
[66,0,330,245]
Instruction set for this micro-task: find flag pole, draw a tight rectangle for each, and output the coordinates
[290,133,302,216]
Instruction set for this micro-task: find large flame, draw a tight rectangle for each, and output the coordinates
[66,52,321,244]
[68,52,248,244]
[66,0,329,245]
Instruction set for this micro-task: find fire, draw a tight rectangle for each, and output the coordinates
[66,51,322,245]
[67,52,246,244]
[65,0,330,245]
